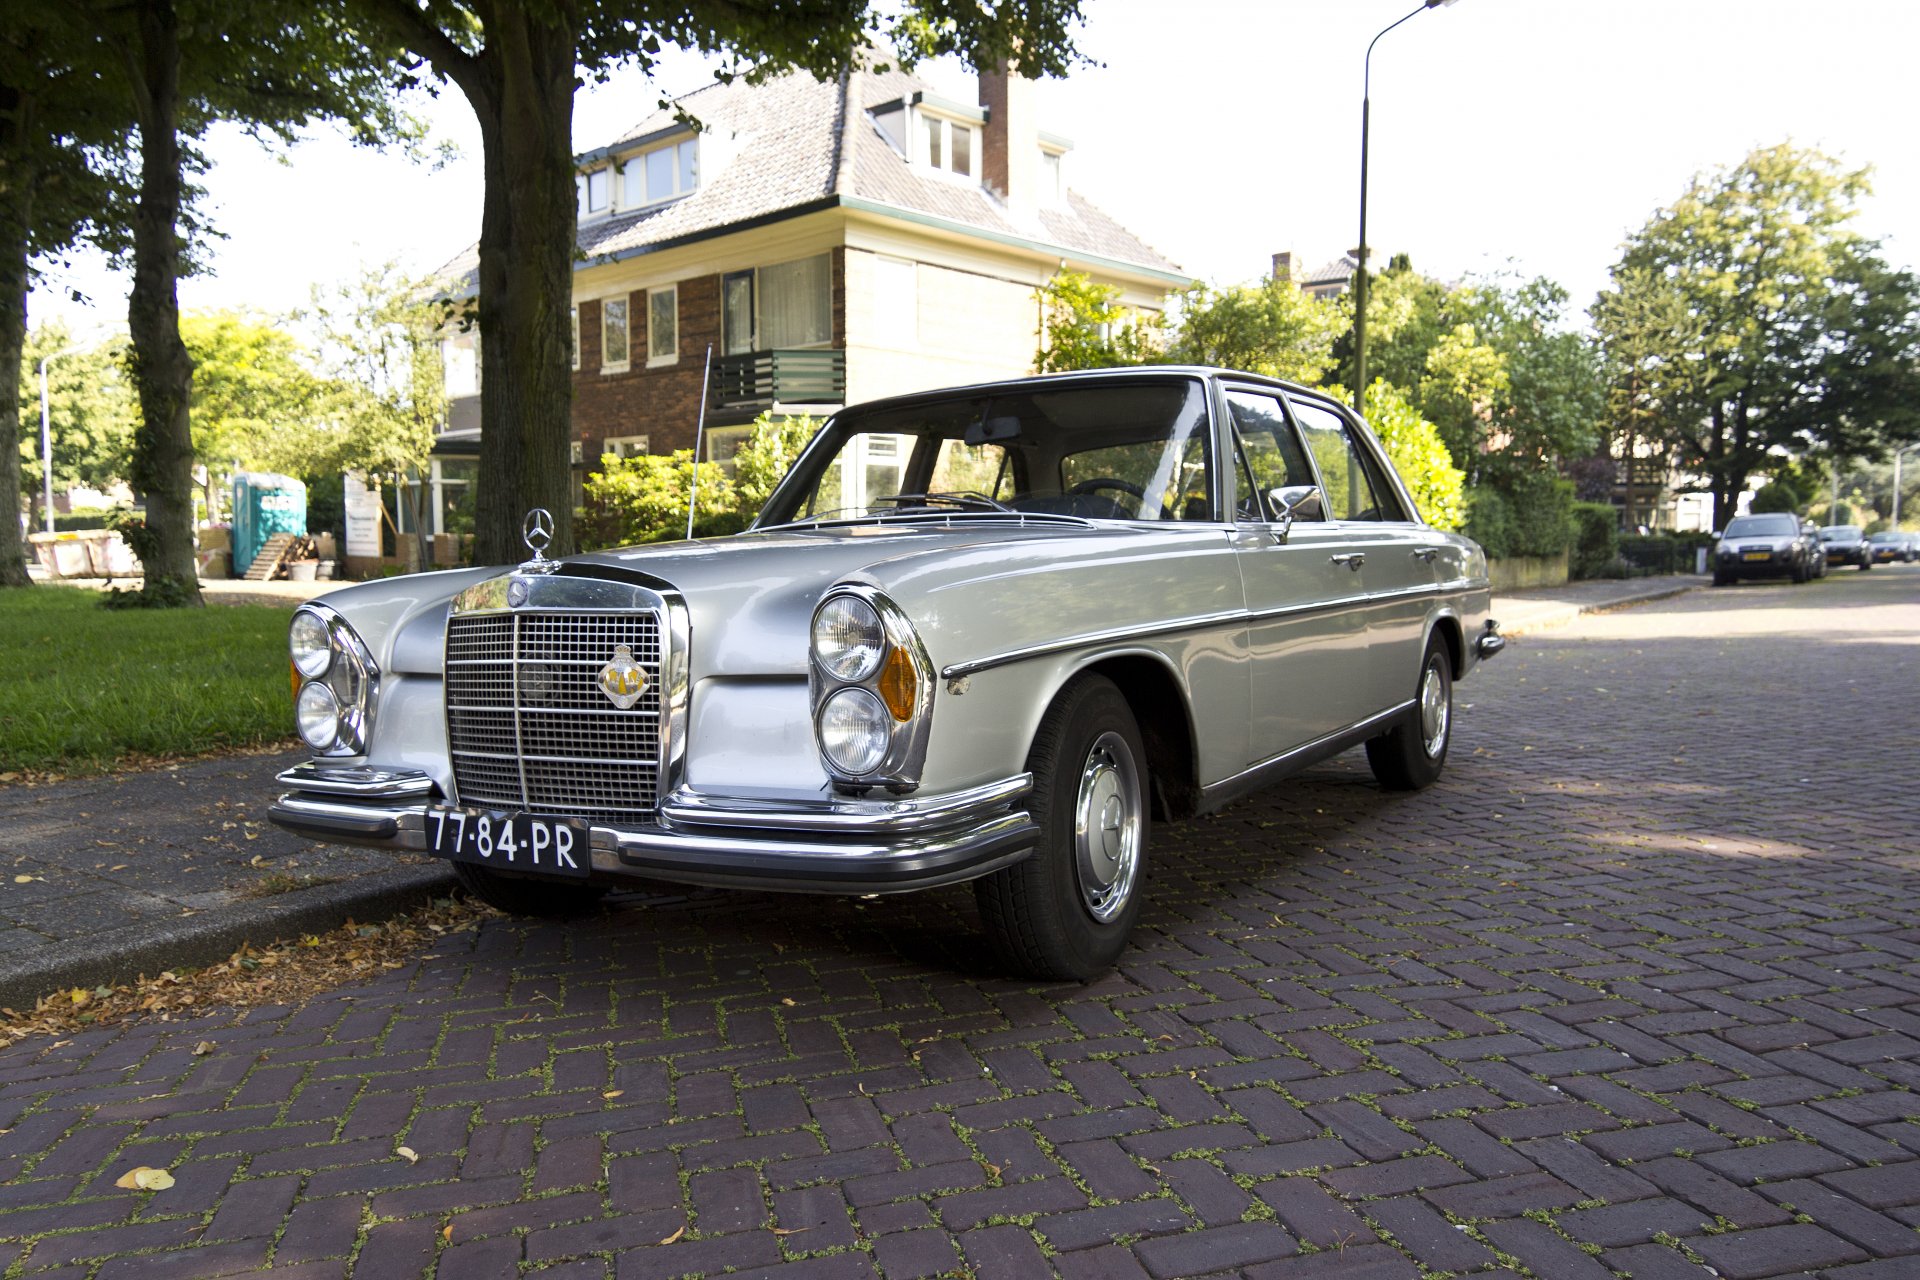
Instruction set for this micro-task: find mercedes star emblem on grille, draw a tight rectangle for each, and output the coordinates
[596,644,649,710]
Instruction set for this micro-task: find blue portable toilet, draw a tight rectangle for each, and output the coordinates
[231,472,308,573]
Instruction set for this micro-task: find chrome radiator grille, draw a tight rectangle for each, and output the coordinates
[444,610,664,822]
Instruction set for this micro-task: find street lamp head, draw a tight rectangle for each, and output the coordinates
[1426,0,1460,7]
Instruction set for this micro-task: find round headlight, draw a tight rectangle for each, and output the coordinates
[296,681,342,751]
[819,687,890,775]
[813,596,886,682]
[290,611,333,679]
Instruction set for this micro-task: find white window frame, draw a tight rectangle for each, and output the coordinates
[646,284,678,366]
[570,305,580,370]
[621,136,698,209]
[600,295,631,372]
[603,434,651,459]
[917,111,979,182]
[583,167,611,216]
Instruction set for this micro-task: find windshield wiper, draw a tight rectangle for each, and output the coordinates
[884,491,1014,513]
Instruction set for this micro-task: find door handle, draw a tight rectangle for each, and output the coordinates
[1411,548,1438,563]
[1329,553,1365,570]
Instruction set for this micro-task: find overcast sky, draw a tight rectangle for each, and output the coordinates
[27,0,1920,339]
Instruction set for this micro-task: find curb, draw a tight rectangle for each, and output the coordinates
[1500,579,1701,638]
[0,864,457,1014]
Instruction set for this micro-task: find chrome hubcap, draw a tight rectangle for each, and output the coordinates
[1419,658,1450,759]
[1074,731,1141,923]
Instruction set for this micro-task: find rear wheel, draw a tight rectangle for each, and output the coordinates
[1861,558,1873,571]
[976,675,1148,981]
[452,862,608,917]
[1366,635,1453,792]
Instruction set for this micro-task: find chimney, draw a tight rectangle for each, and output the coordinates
[1272,251,1293,281]
[980,62,1039,219]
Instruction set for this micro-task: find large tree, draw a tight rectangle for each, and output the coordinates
[359,0,1088,564]
[92,0,413,605]
[0,11,132,585]
[1167,276,1343,385]
[179,310,325,519]
[1595,143,1920,529]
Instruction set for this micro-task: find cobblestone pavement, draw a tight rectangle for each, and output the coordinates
[2,568,1916,1279]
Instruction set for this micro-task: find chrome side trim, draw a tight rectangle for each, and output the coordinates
[1198,700,1413,813]
[661,774,1031,833]
[940,609,1246,681]
[274,763,437,799]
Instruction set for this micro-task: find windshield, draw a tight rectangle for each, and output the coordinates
[1868,532,1902,543]
[1724,516,1796,538]
[1820,526,1861,540]
[757,379,1215,526]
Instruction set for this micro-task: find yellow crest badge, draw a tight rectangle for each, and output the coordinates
[596,644,648,710]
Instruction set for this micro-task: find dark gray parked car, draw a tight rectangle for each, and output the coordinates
[1819,525,1873,570]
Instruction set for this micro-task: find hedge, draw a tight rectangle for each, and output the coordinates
[1569,502,1619,580]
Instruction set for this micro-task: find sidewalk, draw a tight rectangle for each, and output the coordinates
[0,748,454,1012]
[1495,571,1702,637]
[31,573,342,606]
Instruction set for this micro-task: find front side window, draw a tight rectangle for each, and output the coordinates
[759,379,1212,526]
[601,297,630,368]
[1226,391,1317,521]
[1290,397,1402,522]
[648,286,677,363]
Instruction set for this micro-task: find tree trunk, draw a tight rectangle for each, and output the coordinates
[121,0,201,605]
[0,83,37,588]
[468,14,578,565]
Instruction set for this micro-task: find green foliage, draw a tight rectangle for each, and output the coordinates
[1569,502,1620,580]
[1464,485,1514,560]
[581,450,736,549]
[733,412,821,512]
[1169,277,1342,384]
[1034,270,1162,372]
[1749,482,1801,514]
[17,323,139,501]
[179,310,325,514]
[1330,380,1465,531]
[0,585,294,769]
[1468,470,1574,560]
[1595,143,1920,527]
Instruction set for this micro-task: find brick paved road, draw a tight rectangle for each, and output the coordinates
[2,569,1916,1279]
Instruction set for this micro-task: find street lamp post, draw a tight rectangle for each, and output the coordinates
[1353,0,1460,415]
[37,346,80,536]
[1895,442,1920,527]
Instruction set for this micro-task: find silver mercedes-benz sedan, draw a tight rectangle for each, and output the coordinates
[270,368,1502,979]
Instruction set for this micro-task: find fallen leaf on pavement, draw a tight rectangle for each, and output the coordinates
[395,1146,418,1164]
[192,1041,215,1056]
[659,1225,685,1245]
[603,1090,624,1099]
[115,1167,175,1191]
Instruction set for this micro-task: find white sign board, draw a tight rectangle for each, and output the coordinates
[343,473,383,559]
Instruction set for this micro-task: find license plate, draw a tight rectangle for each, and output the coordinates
[426,807,590,878]
[1742,551,1770,561]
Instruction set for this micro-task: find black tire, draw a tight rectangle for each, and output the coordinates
[1712,570,1731,587]
[452,861,608,917]
[1366,635,1453,792]
[976,674,1148,982]
[1791,558,1808,584]
[1861,558,1872,571]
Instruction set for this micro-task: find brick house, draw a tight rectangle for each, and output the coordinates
[429,62,1183,530]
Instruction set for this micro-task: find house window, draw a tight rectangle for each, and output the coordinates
[582,168,610,215]
[922,116,976,178]
[705,424,754,477]
[1041,150,1064,204]
[601,296,630,369]
[443,331,479,398]
[647,285,677,364]
[759,254,831,349]
[570,306,579,370]
[623,137,697,207]
[872,105,906,154]
[603,434,650,459]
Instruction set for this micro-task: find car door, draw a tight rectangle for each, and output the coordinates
[1287,394,1436,718]
[1223,387,1378,764]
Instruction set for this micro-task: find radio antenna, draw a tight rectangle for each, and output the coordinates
[685,343,714,540]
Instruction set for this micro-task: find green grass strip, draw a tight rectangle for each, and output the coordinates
[0,585,296,773]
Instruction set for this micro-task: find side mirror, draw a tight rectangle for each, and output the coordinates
[1268,484,1322,540]
[1709,529,1721,539]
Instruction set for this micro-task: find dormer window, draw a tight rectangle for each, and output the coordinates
[870,93,984,183]
[579,167,611,217]
[927,118,974,176]
[622,136,697,208]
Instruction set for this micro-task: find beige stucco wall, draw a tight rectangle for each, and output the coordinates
[843,247,1044,403]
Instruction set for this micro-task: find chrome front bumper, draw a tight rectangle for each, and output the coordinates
[268,763,1039,895]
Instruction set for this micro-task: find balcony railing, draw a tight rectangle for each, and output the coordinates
[709,348,845,419]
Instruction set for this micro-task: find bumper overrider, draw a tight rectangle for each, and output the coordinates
[268,764,1040,895]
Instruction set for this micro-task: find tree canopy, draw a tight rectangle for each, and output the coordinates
[1593,143,1920,528]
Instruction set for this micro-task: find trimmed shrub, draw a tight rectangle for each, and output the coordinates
[1464,485,1513,560]
[1570,502,1619,579]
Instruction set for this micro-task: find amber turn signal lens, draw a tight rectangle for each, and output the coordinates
[289,659,302,703]
[877,646,916,721]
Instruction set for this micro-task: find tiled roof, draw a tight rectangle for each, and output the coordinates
[436,66,1181,289]
[1302,254,1358,287]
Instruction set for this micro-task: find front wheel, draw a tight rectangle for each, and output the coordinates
[976,674,1148,981]
[452,861,608,917]
[1366,635,1453,792]
[1861,558,1872,571]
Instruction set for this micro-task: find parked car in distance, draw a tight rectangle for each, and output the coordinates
[1867,531,1914,564]
[1713,513,1822,585]
[1819,525,1874,570]
[1803,522,1828,577]
[268,368,1502,980]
